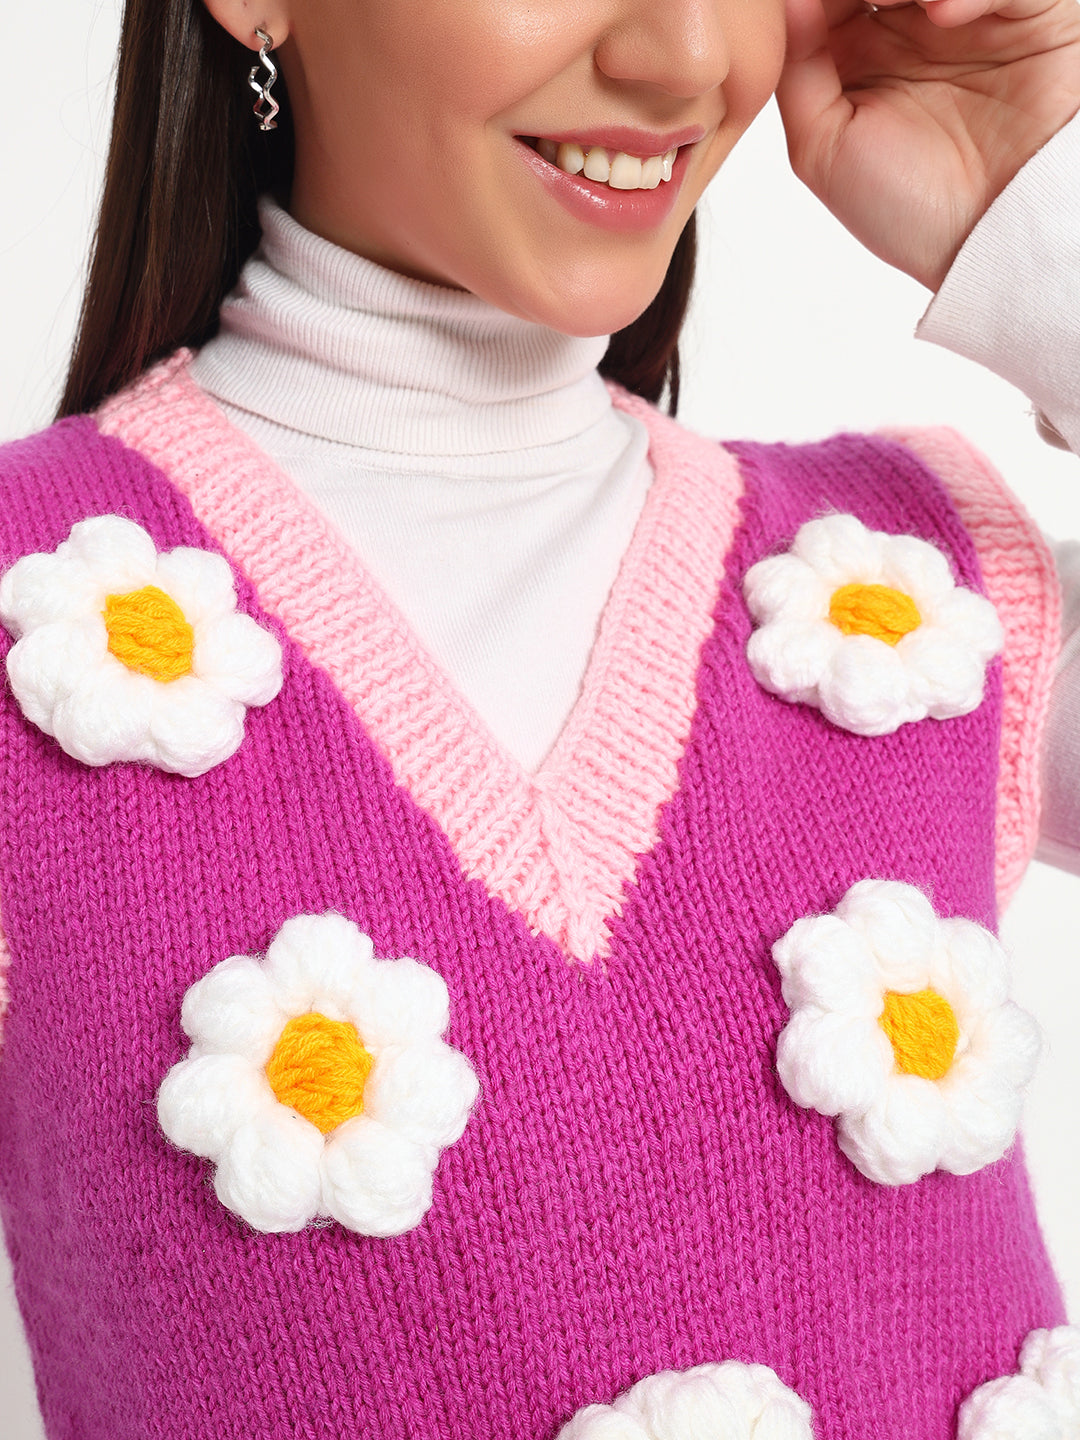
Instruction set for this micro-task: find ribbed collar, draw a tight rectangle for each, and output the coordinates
[188,196,615,455]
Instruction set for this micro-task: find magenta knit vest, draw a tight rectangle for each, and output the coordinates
[0,368,1064,1440]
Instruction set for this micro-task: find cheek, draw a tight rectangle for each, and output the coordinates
[360,0,588,120]
[723,5,788,126]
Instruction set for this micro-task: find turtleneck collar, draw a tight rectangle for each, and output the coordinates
[188,196,616,456]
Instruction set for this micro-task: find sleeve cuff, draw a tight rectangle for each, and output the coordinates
[915,108,1080,455]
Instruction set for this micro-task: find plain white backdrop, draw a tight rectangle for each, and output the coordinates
[2,3,1078,1435]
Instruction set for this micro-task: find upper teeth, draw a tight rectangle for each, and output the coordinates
[534,139,678,190]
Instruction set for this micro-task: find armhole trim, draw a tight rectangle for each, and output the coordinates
[877,425,1060,912]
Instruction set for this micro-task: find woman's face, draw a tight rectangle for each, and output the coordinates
[242,0,787,335]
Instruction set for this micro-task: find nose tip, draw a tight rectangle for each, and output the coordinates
[594,1,731,100]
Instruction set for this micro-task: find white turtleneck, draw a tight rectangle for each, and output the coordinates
[189,123,1080,868]
[189,197,653,773]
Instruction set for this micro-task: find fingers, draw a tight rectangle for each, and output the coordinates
[777,0,853,172]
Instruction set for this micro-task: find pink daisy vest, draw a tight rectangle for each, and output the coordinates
[0,354,1064,1438]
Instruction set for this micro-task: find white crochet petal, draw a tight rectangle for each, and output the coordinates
[958,1327,1080,1440]
[838,1072,948,1184]
[959,1375,1062,1440]
[743,553,829,625]
[931,585,1006,662]
[350,956,451,1048]
[362,1042,480,1150]
[154,546,237,624]
[935,1053,1022,1175]
[557,1363,814,1440]
[624,1366,745,1440]
[320,1115,436,1237]
[6,620,106,730]
[817,633,915,736]
[192,610,283,707]
[213,1104,325,1232]
[179,954,288,1063]
[897,627,987,719]
[0,551,102,633]
[1021,1326,1080,1417]
[771,914,880,1017]
[147,674,245,777]
[556,1407,649,1440]
[747,621,842,706]
[880,532,956,608]
[792,513,884,586]
[264,912,376,1019]
[937,918,1010,1019]
[776,1008,892,1116]
[66,514,159,591]
[967,999,1043,1093]
[838,880,939,991]
[156,1051,271,1160]
[51,662,156,767]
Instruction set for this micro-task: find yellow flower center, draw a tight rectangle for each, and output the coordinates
[103,585,194,682]
[264,1012,375,1135]
[879,988,959,1080]
[828,584,921,646]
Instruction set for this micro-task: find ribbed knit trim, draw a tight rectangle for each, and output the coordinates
[878,426,1060,909]
[97,352,744,962]
[190,196,615,454]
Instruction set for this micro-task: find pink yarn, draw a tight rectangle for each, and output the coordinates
[879,426,1061,908]
[98,354,744,962]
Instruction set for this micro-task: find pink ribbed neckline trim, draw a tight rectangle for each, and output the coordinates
[879,426,1061,911]
[98,352,744,961]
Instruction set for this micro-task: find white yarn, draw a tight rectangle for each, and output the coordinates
[0,514,283,776]
[157,912,480,1234]
[743,513,1004,736]
[772,879,1042,1185]
[555,1361,814,1440]
[958,1326,1080,1440]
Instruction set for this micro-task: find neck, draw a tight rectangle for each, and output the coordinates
[189,197,616,458]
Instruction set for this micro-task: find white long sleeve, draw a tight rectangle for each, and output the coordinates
[917,107,1080,875]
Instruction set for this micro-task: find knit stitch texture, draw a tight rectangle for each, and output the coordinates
[0,360,1065,1439]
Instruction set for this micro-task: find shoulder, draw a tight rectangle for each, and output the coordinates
[0,354,202,569]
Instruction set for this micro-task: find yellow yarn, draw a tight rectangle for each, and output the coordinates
[828,584,921,646]
[264,1012,374,1135]
[103,585,194,682]
[879,989,959,1080]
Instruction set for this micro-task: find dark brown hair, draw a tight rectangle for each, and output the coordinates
[59,0,698,422]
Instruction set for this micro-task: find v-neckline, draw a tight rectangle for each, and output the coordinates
[98,351,746,962]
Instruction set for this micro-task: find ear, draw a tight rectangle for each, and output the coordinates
[199,0,291,51]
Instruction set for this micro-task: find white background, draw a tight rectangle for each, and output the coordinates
[2,3,1078,1434]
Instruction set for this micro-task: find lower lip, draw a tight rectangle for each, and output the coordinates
[514,138,692,234]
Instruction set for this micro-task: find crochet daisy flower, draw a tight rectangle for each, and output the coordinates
[743,513,1003,735]
[772,879,1041,1186]
[0,514,282,776]
[555,1362,814,1440]
[958,1326,1080,1439]
[156,913,480,1235]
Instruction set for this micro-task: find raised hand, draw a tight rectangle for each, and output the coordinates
[776,0,1080,288]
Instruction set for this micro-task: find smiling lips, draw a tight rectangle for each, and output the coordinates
[521,124,706,190]
[529,139,678,191]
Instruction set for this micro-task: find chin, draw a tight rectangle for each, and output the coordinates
[483,257,673,339]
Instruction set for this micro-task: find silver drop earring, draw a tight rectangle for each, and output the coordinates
[248,28,280,131]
